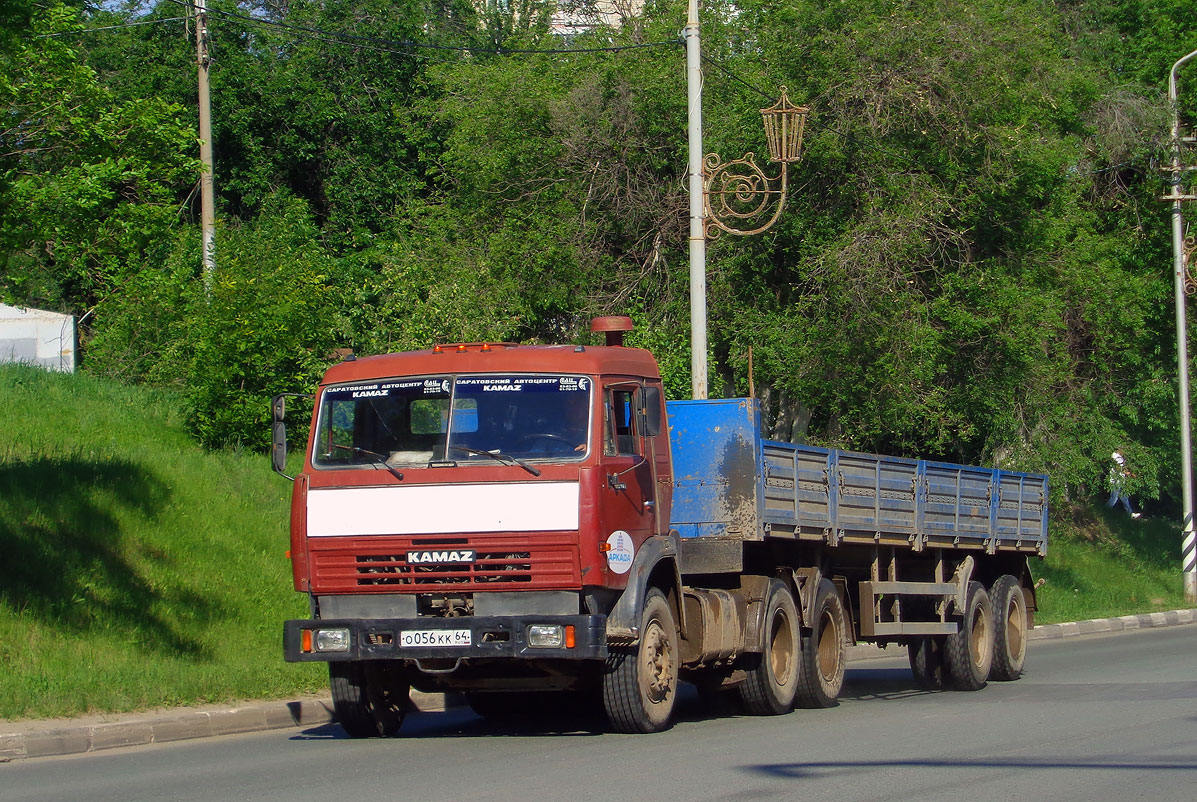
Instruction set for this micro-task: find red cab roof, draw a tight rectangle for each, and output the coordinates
[321,343,661,386]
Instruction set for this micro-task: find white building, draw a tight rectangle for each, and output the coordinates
[0,304,77,373]
[550,1,643,36]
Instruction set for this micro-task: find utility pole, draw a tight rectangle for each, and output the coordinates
[684,0,707,400]
[1167,48,1197,604]
[194,0,216,294]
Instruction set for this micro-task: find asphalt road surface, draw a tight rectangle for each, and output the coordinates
[5,626,1195,802]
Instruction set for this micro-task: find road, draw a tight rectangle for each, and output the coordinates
[5,626,1195,802]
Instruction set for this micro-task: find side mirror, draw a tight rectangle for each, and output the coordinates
[271,395,291,479]
[639,386,662,438]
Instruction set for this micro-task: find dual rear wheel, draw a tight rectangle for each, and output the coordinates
[907,573,1029,691]
[737,577,848,714]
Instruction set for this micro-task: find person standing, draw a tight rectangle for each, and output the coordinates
[1107,449,1140,519]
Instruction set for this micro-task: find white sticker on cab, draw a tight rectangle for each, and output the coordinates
[606,530,635,575]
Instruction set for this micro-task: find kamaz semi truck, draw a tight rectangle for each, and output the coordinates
[274,316,1048,735]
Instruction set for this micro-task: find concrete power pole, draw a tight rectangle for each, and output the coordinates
[684,0,707,400]
[195,0,216,293]
[1168,49,1197,604]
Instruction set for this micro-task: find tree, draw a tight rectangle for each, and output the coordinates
[0,3,198,314]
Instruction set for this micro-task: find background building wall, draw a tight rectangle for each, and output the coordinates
[0,304,77,373]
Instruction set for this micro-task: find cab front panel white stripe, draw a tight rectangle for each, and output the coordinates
[306,482,580,537]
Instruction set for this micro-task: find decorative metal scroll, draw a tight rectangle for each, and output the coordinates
[703,152,788,238]
[702,87,809,239]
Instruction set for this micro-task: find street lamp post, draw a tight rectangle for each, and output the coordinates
[684,0,707,399]
[684,1,809,399]
[1167,48,1197,604]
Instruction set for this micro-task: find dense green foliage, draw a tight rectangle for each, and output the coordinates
[2,1,1197,512]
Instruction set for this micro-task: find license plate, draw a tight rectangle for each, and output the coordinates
[400,629,471,648]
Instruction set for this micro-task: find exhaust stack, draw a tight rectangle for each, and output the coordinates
[590,316,634,348]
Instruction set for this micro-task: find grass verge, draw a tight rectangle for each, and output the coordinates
[0,364,324,720]
[1034,503,1189,624]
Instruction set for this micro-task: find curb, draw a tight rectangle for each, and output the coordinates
[1026,607,1195,640]
[2,608,1193,762]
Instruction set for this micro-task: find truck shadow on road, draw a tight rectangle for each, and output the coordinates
[747,755,1197,779]
[292,679,944,741]
[839,667,941,701]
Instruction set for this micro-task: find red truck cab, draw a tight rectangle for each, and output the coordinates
[278,319,677,734]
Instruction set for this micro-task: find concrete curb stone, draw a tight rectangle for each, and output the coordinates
[2,609,1193,762]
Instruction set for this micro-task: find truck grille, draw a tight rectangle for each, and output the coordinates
[309,533,580,591]
[356,551,533,585]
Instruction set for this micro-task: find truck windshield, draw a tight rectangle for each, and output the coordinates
[312,374,592,469]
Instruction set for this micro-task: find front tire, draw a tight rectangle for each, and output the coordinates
[989,575,1029,681]
[945,580,994,691]
[329,660,408,737]
[602,588,679,733]
[738,579,800,715]
[795,579,847,708]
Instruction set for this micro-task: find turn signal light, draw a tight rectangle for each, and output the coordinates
[565,626,576,649]
[599,542,613,552]
[301,629,313,653]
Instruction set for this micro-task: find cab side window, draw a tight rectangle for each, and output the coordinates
[604,388,639,456]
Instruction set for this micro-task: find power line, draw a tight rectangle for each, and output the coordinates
[36,16,188,38]
[700,53,774,103]
[160,0,677,58]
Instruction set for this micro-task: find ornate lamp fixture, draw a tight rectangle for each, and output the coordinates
[703,87,810,238]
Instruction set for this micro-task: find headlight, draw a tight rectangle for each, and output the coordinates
[315,628,351,652]
[527,624,565,648]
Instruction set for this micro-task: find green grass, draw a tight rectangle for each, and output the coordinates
[1034,504,1190,624]
[0,364,324,720]
[0,364,1192,721]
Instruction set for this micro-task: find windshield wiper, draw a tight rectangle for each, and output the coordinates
[330,444,405,481]
[447,445,541,477]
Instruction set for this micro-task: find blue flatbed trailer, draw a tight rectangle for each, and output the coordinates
[666,398,1048,645]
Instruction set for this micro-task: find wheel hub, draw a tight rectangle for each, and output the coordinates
[642,621,674,702]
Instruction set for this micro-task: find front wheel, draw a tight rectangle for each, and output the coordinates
[795,579,847,708]
[945,580,994,690]
[329,660,408,737]
[602,589,679,733]
[738,579,800,715]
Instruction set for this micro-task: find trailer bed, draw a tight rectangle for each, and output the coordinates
[667,399,1048,556]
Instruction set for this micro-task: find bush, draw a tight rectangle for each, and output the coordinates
[88,194,350,450]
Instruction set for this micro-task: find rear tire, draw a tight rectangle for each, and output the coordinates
[908,636,949,690]
[738,579,800,715]
[989,575,1029,681]
[795,579,847,708]
[602,589,679,733]
[945,580,994,691]
[329,660,407,737]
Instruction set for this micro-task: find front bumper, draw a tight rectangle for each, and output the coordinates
[283,614,607,662]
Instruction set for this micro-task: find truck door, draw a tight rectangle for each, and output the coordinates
[598,384,655,580]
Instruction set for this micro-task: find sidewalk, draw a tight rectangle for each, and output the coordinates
[2,608,1193,762]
